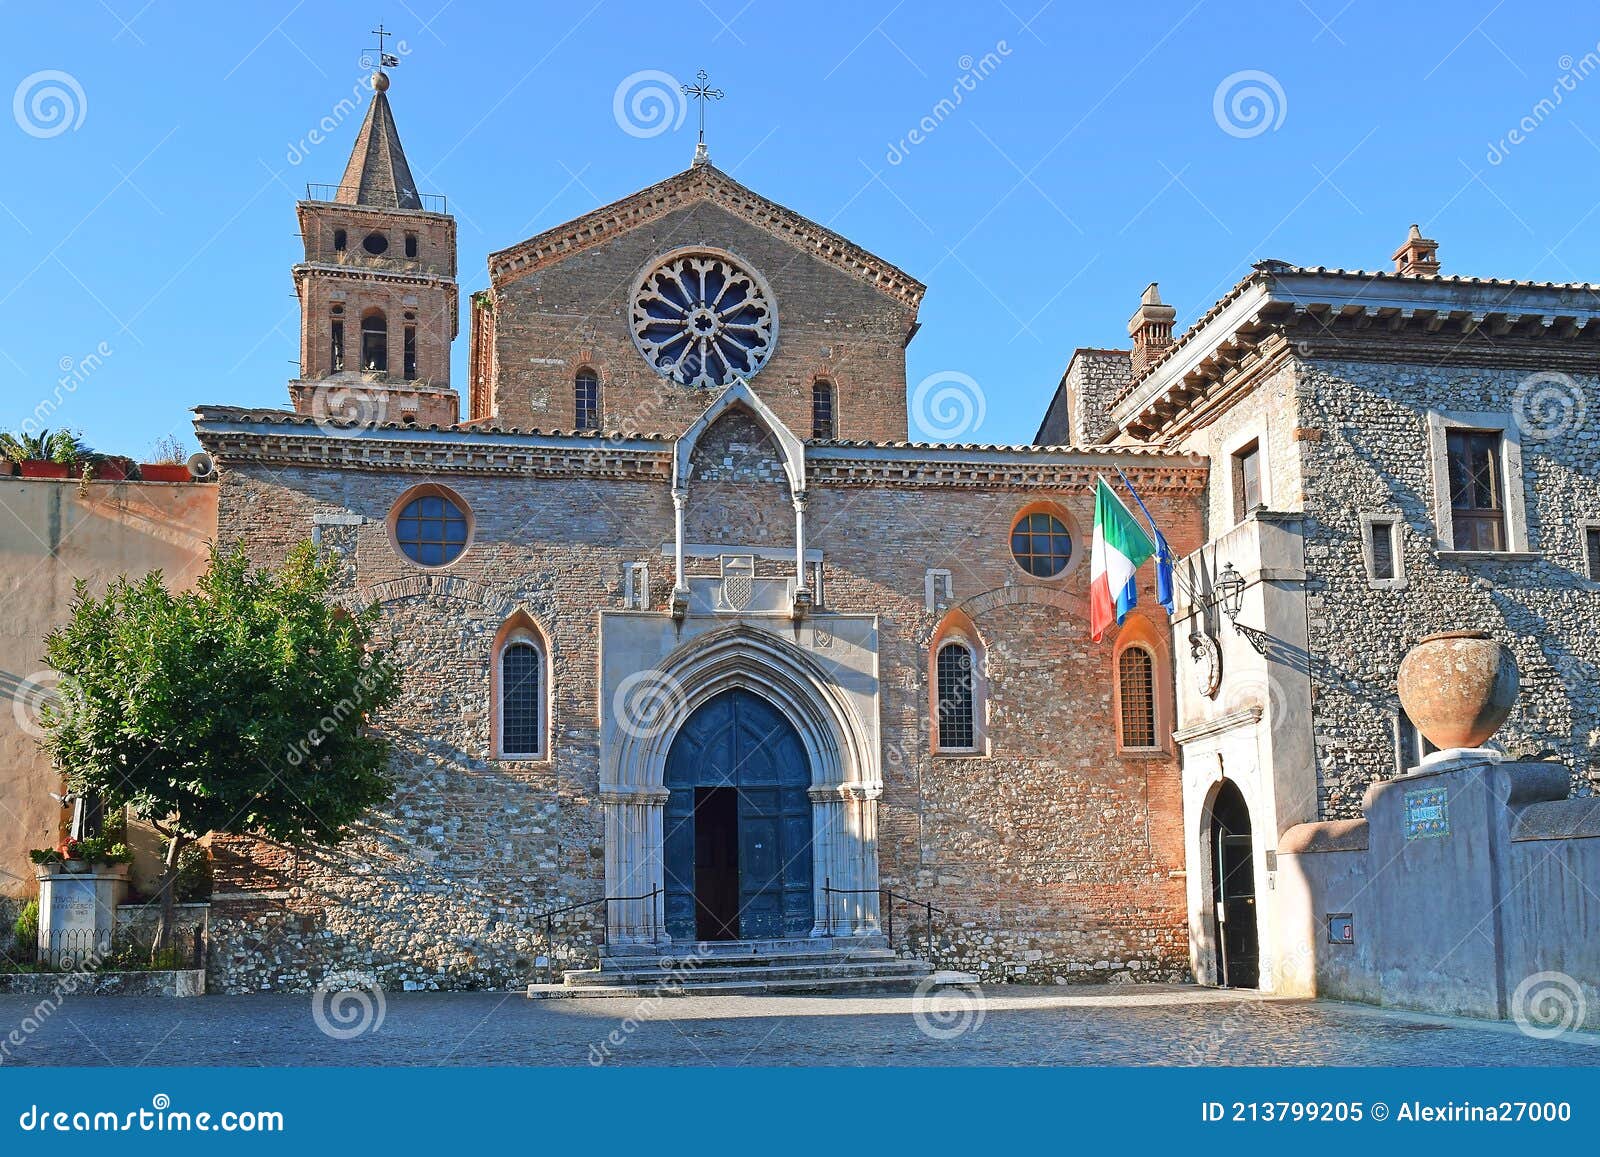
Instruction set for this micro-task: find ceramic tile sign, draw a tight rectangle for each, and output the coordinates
[1327,913,1355,944]
[1404,787,1450,840]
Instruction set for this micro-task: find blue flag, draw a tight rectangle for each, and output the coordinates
[1116,468,1176,615]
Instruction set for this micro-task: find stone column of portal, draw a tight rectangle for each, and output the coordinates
[671,489,688,599]
[602,788,669,944]
[809,787,847,938]
[792,491,809,595]
[849,787,883,936]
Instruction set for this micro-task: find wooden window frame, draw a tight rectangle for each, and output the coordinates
[1426,409,1531,556]
[1359,512,1406,590]
[1231,439,1263,525]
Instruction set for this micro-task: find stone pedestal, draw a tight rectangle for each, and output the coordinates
[35,865,129,967]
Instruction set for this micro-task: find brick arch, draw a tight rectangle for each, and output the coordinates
[344,574,516,617]
[956,583,1089,624]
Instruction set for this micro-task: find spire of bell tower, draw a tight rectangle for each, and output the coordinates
[336,69,423,209]
[288,28,460,429]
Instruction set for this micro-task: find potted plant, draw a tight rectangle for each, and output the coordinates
[0,429,92,478]
[137,434,193,481]
[137,462,192,482]
[89,455,133,482]
[28,848,65,875]
[37,837,135,876]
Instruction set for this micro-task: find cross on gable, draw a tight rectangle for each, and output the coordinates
[681,68,725,164]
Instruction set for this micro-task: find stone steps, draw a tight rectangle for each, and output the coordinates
[527,970,978,1000]
[525,936,971,999]
[563,958,927,988]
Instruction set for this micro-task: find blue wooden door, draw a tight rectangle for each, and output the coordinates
[663,689,813,941]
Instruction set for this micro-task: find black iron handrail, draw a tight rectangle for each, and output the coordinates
[527,886,661,984]
[821,879,947,966]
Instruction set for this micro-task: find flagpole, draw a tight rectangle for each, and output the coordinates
[1113,465,1198,608]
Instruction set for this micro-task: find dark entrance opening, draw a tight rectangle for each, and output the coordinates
[1209,779,1259,988]
[693,787,740,940]
[662,688,814,942]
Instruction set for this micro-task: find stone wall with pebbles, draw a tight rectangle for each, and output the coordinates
[1293,355,1600,817]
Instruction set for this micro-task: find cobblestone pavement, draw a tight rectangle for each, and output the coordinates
[1,984,1596,1066]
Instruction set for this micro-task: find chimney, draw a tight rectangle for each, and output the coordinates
[1392,224,1440,276]
[1128,283,1177,376]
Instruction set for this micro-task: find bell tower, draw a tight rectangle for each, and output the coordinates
[290,48,459,428]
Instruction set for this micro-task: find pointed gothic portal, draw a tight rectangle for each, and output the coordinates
[662,688,814,941]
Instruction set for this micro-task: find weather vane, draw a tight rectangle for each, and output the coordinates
[681,69,724,165]
[368,23,401,71]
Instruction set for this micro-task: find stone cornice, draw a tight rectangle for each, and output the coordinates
[486,163,925,311]
[808,451,1208,494]
[193,409,1209,492]
[1113,266,1600,439]
[292,263,456,291]
[1172,706,1264,745]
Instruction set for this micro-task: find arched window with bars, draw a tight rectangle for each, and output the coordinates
[811,379,835,439]
[1117,645,1157,749]
[575,368,600,431]
[493,614,549,760]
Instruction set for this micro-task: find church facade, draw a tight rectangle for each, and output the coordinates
[191,69,1599,1000]
[195,71,1204,993]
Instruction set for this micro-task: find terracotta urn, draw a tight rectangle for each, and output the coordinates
[1397,630,1519,750]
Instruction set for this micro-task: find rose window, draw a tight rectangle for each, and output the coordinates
[630,251,777,389]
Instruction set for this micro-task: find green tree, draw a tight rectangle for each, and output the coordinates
[40,543,400,955]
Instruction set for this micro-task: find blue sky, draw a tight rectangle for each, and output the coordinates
[3,0,1600,454]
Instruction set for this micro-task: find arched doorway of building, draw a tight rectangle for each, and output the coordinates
[1209,779,1259,988]
[662,688,814,942]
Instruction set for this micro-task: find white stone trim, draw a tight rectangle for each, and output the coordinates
[1424,408,1531,554]
[599,621,882,944]
[1358,512,1407,590]
[1582,519,1600,583]
[1220,421,1270,526]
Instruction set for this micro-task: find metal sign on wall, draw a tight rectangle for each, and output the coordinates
[1404,787,1450,840]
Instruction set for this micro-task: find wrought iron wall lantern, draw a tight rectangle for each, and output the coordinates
[1214,561,1269,655]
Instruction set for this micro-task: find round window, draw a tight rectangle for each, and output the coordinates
[629,250,777,389]
[362,232,389,255]
[1010,511,1073,578]
[394,492,469,566]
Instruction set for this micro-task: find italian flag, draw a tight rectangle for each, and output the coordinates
[1090,477,1157,643]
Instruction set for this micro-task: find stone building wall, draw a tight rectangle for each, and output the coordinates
[483,201,917,441]
[1035,349,1132,447]
[1291,355,1600,817]
[202,450,1203,992]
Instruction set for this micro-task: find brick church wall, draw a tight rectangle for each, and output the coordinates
[202,454,1203,991]
[485,201,916,442]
